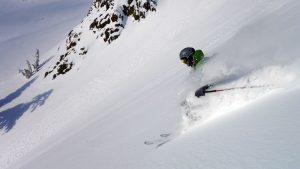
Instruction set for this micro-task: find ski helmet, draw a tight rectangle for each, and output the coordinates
[179,47,195,60]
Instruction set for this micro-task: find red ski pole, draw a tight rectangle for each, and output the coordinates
[195,85,271,97]
[205,85,269,94]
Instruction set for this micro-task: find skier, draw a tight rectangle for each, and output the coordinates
[179,47,211,97]
[179,48,266,98]
[179,47,204,68]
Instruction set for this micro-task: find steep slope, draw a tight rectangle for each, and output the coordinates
[131,2,300,168]
[0,0,91,80]
[44,0,157,79]
[1,0,300,169]
[134,86,300,169]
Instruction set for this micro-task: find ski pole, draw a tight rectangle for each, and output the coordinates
[195,85,271,97]
[205,85,269,94]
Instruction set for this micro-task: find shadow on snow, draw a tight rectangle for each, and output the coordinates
[38,55,54,71]
[0,89,53,133]
[0,77,37,108]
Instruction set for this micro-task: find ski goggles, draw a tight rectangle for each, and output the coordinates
[181,58,188,64]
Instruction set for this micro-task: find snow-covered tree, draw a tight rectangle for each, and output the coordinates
[19,49,41,79]
[32,49,40,72]
[26,60,32,74]
[19,60,33,79]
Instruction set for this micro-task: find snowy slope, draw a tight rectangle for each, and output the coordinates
[1,0,300,169]
[0,0,91,80]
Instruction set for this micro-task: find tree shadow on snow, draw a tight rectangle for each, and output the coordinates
[0,77,37,108]
[0,89,53,133]
[38,56,54,71]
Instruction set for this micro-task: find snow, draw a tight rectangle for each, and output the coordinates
[0,0,91,80]
[1,0,300,169]
[135,86,300,169]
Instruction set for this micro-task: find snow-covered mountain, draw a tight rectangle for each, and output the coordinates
[44,0,157,79]
[1,0,300,169]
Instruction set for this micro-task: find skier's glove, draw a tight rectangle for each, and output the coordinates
[195,85,211,98]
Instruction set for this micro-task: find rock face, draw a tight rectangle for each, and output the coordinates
[45,0,157,79]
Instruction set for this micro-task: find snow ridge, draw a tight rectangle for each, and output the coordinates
[44,0,157,80]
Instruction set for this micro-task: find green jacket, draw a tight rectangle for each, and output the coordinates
[192,50,204,68]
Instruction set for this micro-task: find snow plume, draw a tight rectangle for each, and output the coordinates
[182,64,299,132]
[44,0,157,80]
[182,3,300,132]
[199,12,300,84]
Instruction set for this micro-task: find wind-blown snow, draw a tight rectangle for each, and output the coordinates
[1,0,300,169]
[181,1,300,131]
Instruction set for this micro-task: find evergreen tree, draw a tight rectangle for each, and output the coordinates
[33,49,40,72]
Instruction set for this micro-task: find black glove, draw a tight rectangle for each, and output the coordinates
[195,85,211,98]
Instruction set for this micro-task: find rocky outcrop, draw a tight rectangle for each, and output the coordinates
[88,0,156,43]
[44,0,157,79]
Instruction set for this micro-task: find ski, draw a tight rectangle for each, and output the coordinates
[144,133,173,148]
